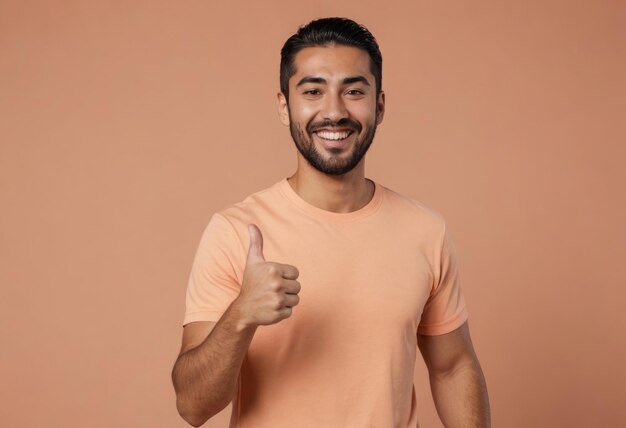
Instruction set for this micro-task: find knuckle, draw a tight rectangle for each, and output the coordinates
[266,264,279,275]
[274,296,284,309]
[270,279,282,291]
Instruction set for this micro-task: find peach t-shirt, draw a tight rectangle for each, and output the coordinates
[183,177,468,428]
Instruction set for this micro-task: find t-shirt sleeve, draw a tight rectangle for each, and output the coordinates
[417,222,469,336]
[183,212,242,326]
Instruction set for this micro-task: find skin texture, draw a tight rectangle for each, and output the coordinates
[418,322,491,427]
[172,44,491,427]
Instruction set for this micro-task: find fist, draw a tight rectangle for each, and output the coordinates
[235,223,301,327]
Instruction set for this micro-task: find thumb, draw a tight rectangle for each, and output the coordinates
[246,223,265,264]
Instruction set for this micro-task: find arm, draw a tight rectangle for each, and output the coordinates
[417,321,491,428]
[172,223,301,427]
[172,300,257,427]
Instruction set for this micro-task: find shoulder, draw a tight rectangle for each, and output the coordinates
[193,182,280,272]
[212,180,281,225]
[201,180,284,251]
[378,183,447,232]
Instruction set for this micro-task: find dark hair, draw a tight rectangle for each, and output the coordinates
[280,17,382,101]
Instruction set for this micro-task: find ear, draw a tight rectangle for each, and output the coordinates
[277,92,290,126]
[375,90,385,125]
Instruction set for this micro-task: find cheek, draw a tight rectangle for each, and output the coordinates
[298,113,322,135]
[288,102,317,124]
[298,103,318,119]
[346,99,378,121]
[352,108,377,127]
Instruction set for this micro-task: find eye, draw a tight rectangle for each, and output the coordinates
[303,89,321,95]
[346,89,365,96]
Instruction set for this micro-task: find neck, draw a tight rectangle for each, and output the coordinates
[287,163,374,213]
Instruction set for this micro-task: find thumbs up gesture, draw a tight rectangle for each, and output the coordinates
[234,224,301,328]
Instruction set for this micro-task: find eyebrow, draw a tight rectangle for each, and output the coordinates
[295,75,371,87]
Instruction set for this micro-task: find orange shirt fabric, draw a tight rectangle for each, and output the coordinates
[183,177,469,428]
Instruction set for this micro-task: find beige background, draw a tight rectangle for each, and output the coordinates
[1,1,625,427]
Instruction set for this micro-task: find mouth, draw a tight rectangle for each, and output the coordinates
[312,130,354,141]
[312,129,355,150]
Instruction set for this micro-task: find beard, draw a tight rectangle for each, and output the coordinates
[288,110,378,176]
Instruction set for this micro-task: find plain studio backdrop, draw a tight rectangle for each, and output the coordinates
[1,1,625,427]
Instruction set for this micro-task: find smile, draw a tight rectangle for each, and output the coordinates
[314,130,353,141]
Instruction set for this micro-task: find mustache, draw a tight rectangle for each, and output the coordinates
[307,118,362,134]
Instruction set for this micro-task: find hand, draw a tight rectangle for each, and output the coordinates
[235,223,301,328]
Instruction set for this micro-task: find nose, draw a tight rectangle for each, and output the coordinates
[320,92,349,122]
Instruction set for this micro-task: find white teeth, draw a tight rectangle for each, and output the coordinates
[315,131,351,140]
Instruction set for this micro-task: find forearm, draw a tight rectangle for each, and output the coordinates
[172,300,257,426]
[429,359,491,428]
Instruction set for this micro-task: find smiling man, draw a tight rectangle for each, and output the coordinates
[283,45,380,179]
[172,17,490,428]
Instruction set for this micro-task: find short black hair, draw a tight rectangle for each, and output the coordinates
[280,17,382,101]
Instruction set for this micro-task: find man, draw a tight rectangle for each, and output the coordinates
[172,17,490,428]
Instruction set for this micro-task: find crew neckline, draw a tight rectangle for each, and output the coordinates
[276,177,383,223]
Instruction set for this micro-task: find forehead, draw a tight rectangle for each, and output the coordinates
[291,45,372,83]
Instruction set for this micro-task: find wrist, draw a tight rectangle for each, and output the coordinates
[229,298,257,334]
